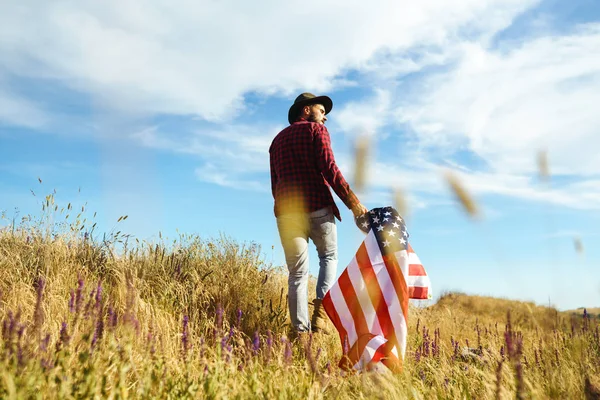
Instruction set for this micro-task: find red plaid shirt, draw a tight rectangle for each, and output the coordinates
[269,119,360,221]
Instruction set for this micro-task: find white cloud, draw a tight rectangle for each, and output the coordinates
[132,123,278,189]
[335,89,392,139]
[0,90,48,129]
[397,24,600,178]
[0,0,538,123]
[341,151,600,214]
[195,164,268,192]
[542,230,584,239]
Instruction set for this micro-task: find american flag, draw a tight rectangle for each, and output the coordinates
[322,206,431,372]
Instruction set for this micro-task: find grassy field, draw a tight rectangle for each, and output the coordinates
[1,197,599,399]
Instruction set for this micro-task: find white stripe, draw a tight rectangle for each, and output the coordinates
[394,249,410,279]
[346,256,383,336]
[407,275,431,288]
[364,232,408,359]
[329,282,358,347]
[354,335,388,370]
[408,251,422,266]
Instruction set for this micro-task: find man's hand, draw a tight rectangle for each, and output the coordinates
[351,203,368,218]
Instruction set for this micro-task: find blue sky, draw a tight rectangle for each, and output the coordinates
[1,0,599,311]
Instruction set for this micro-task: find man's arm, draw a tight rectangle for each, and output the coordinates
[313,125,367,216]
[269,151,278,199]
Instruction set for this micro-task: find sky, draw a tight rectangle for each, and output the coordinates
[1,0,599,311]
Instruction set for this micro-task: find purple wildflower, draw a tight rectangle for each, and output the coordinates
[40,333,50,352]
[199,336,205,359]
[69,290,75,313]
[216,304,223,330]
[75,277,84,314]
[91,317,104,349]
[107,307,116,329]
[281,337,292,365]
[266,330,273,362]
[220,335,228,354]
[2,310,14,342]
[236,308,243,327]
[252,331,260,355]
[315,347,322,364]
[56,322,70,351]
[95,280,102,314]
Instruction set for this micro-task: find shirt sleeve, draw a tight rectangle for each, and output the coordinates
[313,125,360,210]
[269,150,278,200]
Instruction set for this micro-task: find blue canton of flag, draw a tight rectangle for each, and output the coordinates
[355,206,409,256]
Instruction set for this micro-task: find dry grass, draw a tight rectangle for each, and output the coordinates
[0,196,599,399]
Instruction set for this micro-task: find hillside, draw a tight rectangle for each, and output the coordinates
[0,213,599,399]
[567,307,600,318]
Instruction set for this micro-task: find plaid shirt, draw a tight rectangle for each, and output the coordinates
[269,119,360,221]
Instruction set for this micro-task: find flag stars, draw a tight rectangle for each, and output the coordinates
[392,222,400,229]
[376,225,384,232]
[387,230,396,237]
[399,237,406,245]
[372,216,380,224]
[382,240,390,247]
[402,230,408,237]
[384,211,392,216]
[361,221,370,229]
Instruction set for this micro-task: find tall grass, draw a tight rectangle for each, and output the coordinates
[1,194,599,399]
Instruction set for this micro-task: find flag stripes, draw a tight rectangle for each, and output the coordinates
[322,206,431,372]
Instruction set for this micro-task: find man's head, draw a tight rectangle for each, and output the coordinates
[288,93,333,125]
[300,103,327,125]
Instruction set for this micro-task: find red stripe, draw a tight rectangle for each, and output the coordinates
[409,263,426,276]
[338,268,370,365]
[409,286,429,300]
[382,253,409,333]
[322,291,348,351]
[355,243,398,349]
[379,342,402,373]
[343,333,376,369]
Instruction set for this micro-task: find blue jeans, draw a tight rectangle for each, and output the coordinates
[276,206,338,332]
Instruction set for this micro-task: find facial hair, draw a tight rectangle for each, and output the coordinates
[307,110,324,124]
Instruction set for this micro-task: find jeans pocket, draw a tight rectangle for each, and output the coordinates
[310,212,334,237]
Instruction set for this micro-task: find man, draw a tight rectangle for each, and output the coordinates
[269,92,368,335]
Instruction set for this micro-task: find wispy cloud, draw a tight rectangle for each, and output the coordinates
[335,89,392,139]
[0,0,538,125]
[396,24,600,177]
[132,123,278,189]
[0,90,48,129]
[195,164,268,193]
[542,230,584,239]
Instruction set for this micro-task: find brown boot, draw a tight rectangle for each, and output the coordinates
[311,298,330,333]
